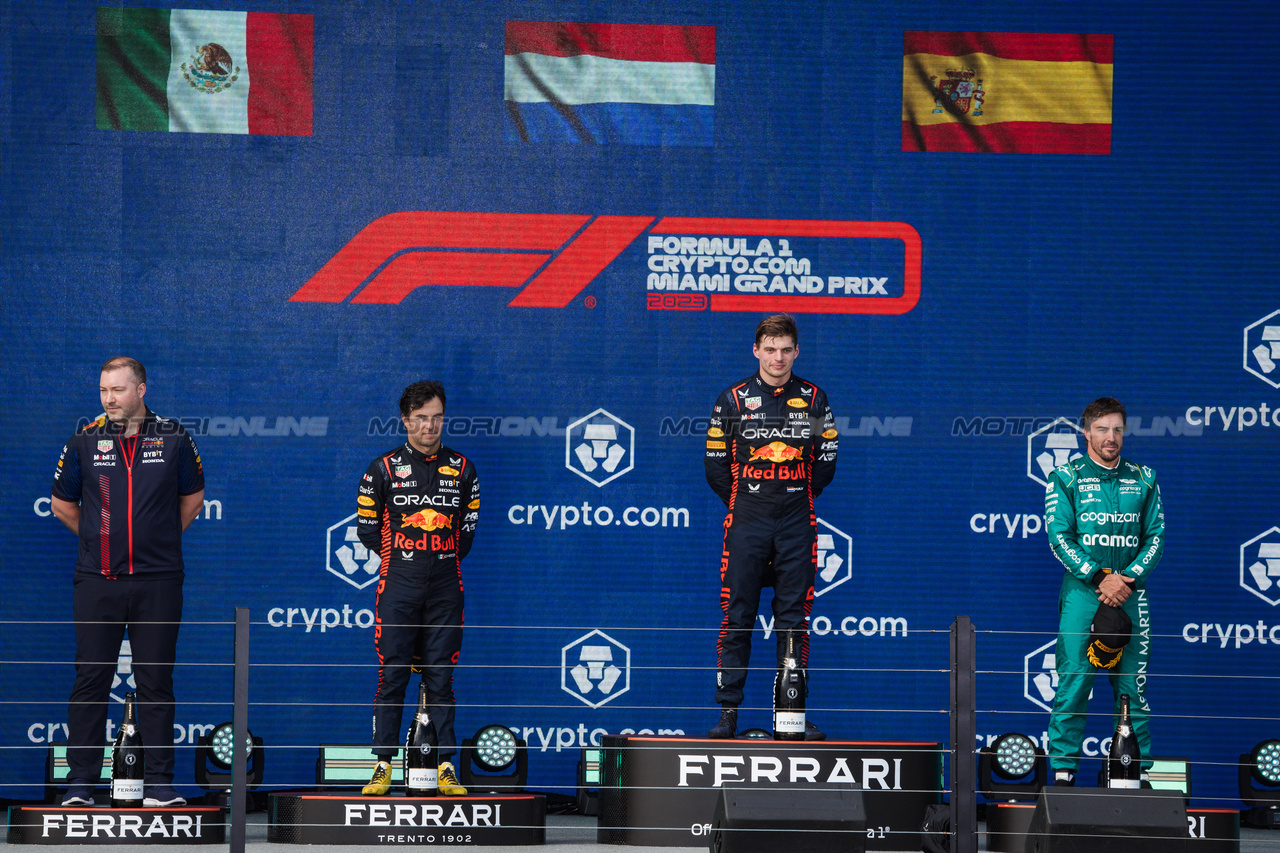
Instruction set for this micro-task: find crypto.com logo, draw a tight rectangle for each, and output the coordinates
[327,514,382,590]
[815,518,853,597]
[1241,527,1280,606]
[111,640,137,704]
[289,212,921,314]
[1244,310,1280,388]
[562,629,631,709]
[1027,418,1084,487]
[566,409,634,487]
[1024,640,1092,711]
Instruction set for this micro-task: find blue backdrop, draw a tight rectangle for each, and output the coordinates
[2,0,1277,807]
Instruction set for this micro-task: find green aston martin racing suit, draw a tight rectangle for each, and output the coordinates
[1044,454,1164,774]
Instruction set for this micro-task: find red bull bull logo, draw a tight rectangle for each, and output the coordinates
[402,510,452,531]
[748,441,804,463]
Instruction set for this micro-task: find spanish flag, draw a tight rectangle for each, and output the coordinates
[902,32,1112,154]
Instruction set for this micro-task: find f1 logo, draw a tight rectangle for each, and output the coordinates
[290,212,922,314]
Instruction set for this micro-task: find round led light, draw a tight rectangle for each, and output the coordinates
[208,723,253,770]
[473,726,518,772]
[993,733,1038,780]
[1253,740,1280,785]
[740,728,772,740]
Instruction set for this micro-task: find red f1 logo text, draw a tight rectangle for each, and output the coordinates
[290,212,922,314]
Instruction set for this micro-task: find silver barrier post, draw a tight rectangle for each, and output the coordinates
[231,607,249,853]
[949,615,977,853]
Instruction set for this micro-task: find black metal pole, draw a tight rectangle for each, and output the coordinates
[950,616,977,853]
[230,607,249,853]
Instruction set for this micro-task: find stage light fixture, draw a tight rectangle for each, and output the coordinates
[473,725,518,771]
[195,722,264,805]
[460,725,527,793]
[978,733,1046,801]
[576,747,601,816]
[739,728,772,739]
[1240,739,1280,827]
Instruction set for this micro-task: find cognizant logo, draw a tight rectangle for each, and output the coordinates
[290,212,921,315]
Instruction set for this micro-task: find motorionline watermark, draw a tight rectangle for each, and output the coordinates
[368,415,566,438]
[661,415,911,437]
[75,415,329,437]
[952,415,1202,437]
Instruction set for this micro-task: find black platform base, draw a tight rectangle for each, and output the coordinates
[597,736,941,851]
[987,801,1239,853]
[6,806,226,845]
[267,792,546,845]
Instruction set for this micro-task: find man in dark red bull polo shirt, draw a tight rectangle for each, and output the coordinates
[705,314,838,739]
[50,357,205,807]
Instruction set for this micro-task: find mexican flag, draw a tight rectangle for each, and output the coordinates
[97,7,313,135]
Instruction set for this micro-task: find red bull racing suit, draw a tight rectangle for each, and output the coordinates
[357,442,479,762]
[705,373,837,708]
[1045,454,1164,773]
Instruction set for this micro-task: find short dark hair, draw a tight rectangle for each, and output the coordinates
[100,356,146,385]
[1082,397,1126,429]
[400,381,446,416]
[755,314,799,347]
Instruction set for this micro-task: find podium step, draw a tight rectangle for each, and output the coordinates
[267,792,546,845]
[6,806,225,845]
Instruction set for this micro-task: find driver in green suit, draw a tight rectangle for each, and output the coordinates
[1044,397,1165,785]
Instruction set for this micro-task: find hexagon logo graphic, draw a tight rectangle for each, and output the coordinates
[562,629,631,709]
[110,639,136,704]
[1027,417,1084,487]
[327,513,381,590]
[814,517,853,597]
[1024,638,1092,711]
[1241,526,1280,606]
[1024,639,1059,712]
[1244,309,1280,389]
[565,408,634,487]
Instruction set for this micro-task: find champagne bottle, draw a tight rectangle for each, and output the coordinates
[773,633,806,741]
[403,683,439,796]
[1107,694,1142,789]
[111,692,144,808]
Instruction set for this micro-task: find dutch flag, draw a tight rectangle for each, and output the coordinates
[504,21,715,146]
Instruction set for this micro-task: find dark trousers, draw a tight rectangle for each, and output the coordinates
[371,569,464,762]
[715,503,816,708]
[68,573,183,785]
